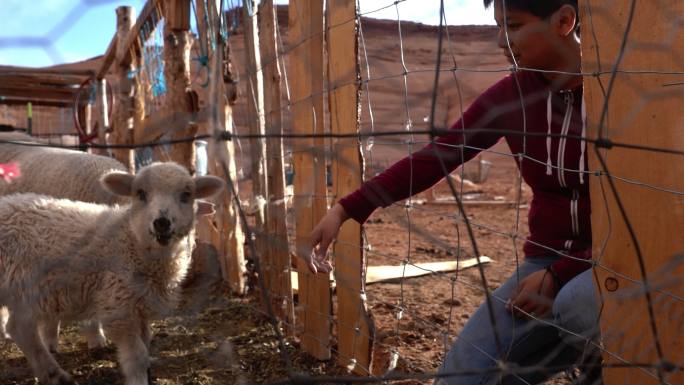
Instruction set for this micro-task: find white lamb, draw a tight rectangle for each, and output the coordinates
[0,162,224,385]
[0,131,126,350]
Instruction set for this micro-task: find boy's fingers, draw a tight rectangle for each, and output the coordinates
[307,257,318,274]
[318,234,333,257]
[310,253,332,274]
[510,296,535,318]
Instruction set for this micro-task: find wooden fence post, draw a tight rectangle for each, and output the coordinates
[581,1,684,383]
[242,0,269,271]
[161,0,196,172]
[327,0,374,374]
[93,78,110,156]
[289,0,331,360]
[201,0,247,294]
[259,0,295,331]
[111,6,135,172]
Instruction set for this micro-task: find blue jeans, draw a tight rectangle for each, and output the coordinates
[437,257,600,385]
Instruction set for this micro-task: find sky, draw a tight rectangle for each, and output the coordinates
[0,0,494,68]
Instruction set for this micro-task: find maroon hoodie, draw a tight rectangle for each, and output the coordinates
[339,70,592,286]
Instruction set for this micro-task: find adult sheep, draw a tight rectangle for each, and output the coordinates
[0,162,224,385]
[0,131,126,204]
[0,131,126,350]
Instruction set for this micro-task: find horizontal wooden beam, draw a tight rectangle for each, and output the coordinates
[0,67,94,77]
[134,106,210,144]
[0,86,76,102]
[0,97,72,107]
[0,74,87,87]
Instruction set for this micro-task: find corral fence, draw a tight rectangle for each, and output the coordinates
[1,0,684,384]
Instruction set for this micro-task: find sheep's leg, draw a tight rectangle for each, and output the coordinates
[0,306,10,339]
[109,324,150,385]
[38,318,60,353]
[7,310,73,385]
[82,319,107,349]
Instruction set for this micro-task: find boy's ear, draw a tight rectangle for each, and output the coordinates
[555,4,578,37]
[101,171,135,197]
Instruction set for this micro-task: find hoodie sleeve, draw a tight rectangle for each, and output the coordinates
[339,77,514,224]
[550,248,593,286]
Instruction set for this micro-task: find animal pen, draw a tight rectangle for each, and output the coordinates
[0,0,684,384]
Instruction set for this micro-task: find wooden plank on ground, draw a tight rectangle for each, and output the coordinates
[290,257,493,291]
[581,1,684,384]
[365,257,492,284]
[289,0,332,360]
[327,0,372,374]
[260,0,294,331]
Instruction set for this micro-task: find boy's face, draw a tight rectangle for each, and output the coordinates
[493,2,567,71]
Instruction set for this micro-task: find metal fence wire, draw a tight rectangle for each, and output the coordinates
[1,0,684,385]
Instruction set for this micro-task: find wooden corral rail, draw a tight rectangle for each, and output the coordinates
[0,69,93,107]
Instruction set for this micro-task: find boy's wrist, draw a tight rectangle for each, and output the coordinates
[333,202,350,222]
[546,265,562,290]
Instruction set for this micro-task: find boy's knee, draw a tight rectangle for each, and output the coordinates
[552,270,599,338]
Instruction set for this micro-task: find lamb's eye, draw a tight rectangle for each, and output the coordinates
[137,189,147,203]
[180,191,191,204]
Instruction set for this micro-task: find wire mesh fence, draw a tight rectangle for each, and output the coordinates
[1,0,684,384]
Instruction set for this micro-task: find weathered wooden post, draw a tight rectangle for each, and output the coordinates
[198,0,247,293]
[327,0,374,373]
[162,0,196,172]
[93,78,110,156]
[259,0,295,330]
[289,0,332,360]
[582,1,684,383]
[110,6,135,171]
[243,0,269,274]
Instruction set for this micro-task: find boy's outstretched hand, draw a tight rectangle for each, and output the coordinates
[506,268,559,319]
[303,203,350,274]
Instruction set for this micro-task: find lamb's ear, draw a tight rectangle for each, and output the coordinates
[101,171,135,197]
[196,200,216,216]
[194,175,225,199]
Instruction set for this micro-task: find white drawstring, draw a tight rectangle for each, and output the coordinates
[546,91,553,176]
[579,96,587,184]
[557,92,574,188]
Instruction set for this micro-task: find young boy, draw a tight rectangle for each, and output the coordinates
[305,1,601,384]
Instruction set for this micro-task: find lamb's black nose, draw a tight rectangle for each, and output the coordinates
[153,217,171,234]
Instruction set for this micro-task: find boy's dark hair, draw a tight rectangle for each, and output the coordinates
[483,0,578,20]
